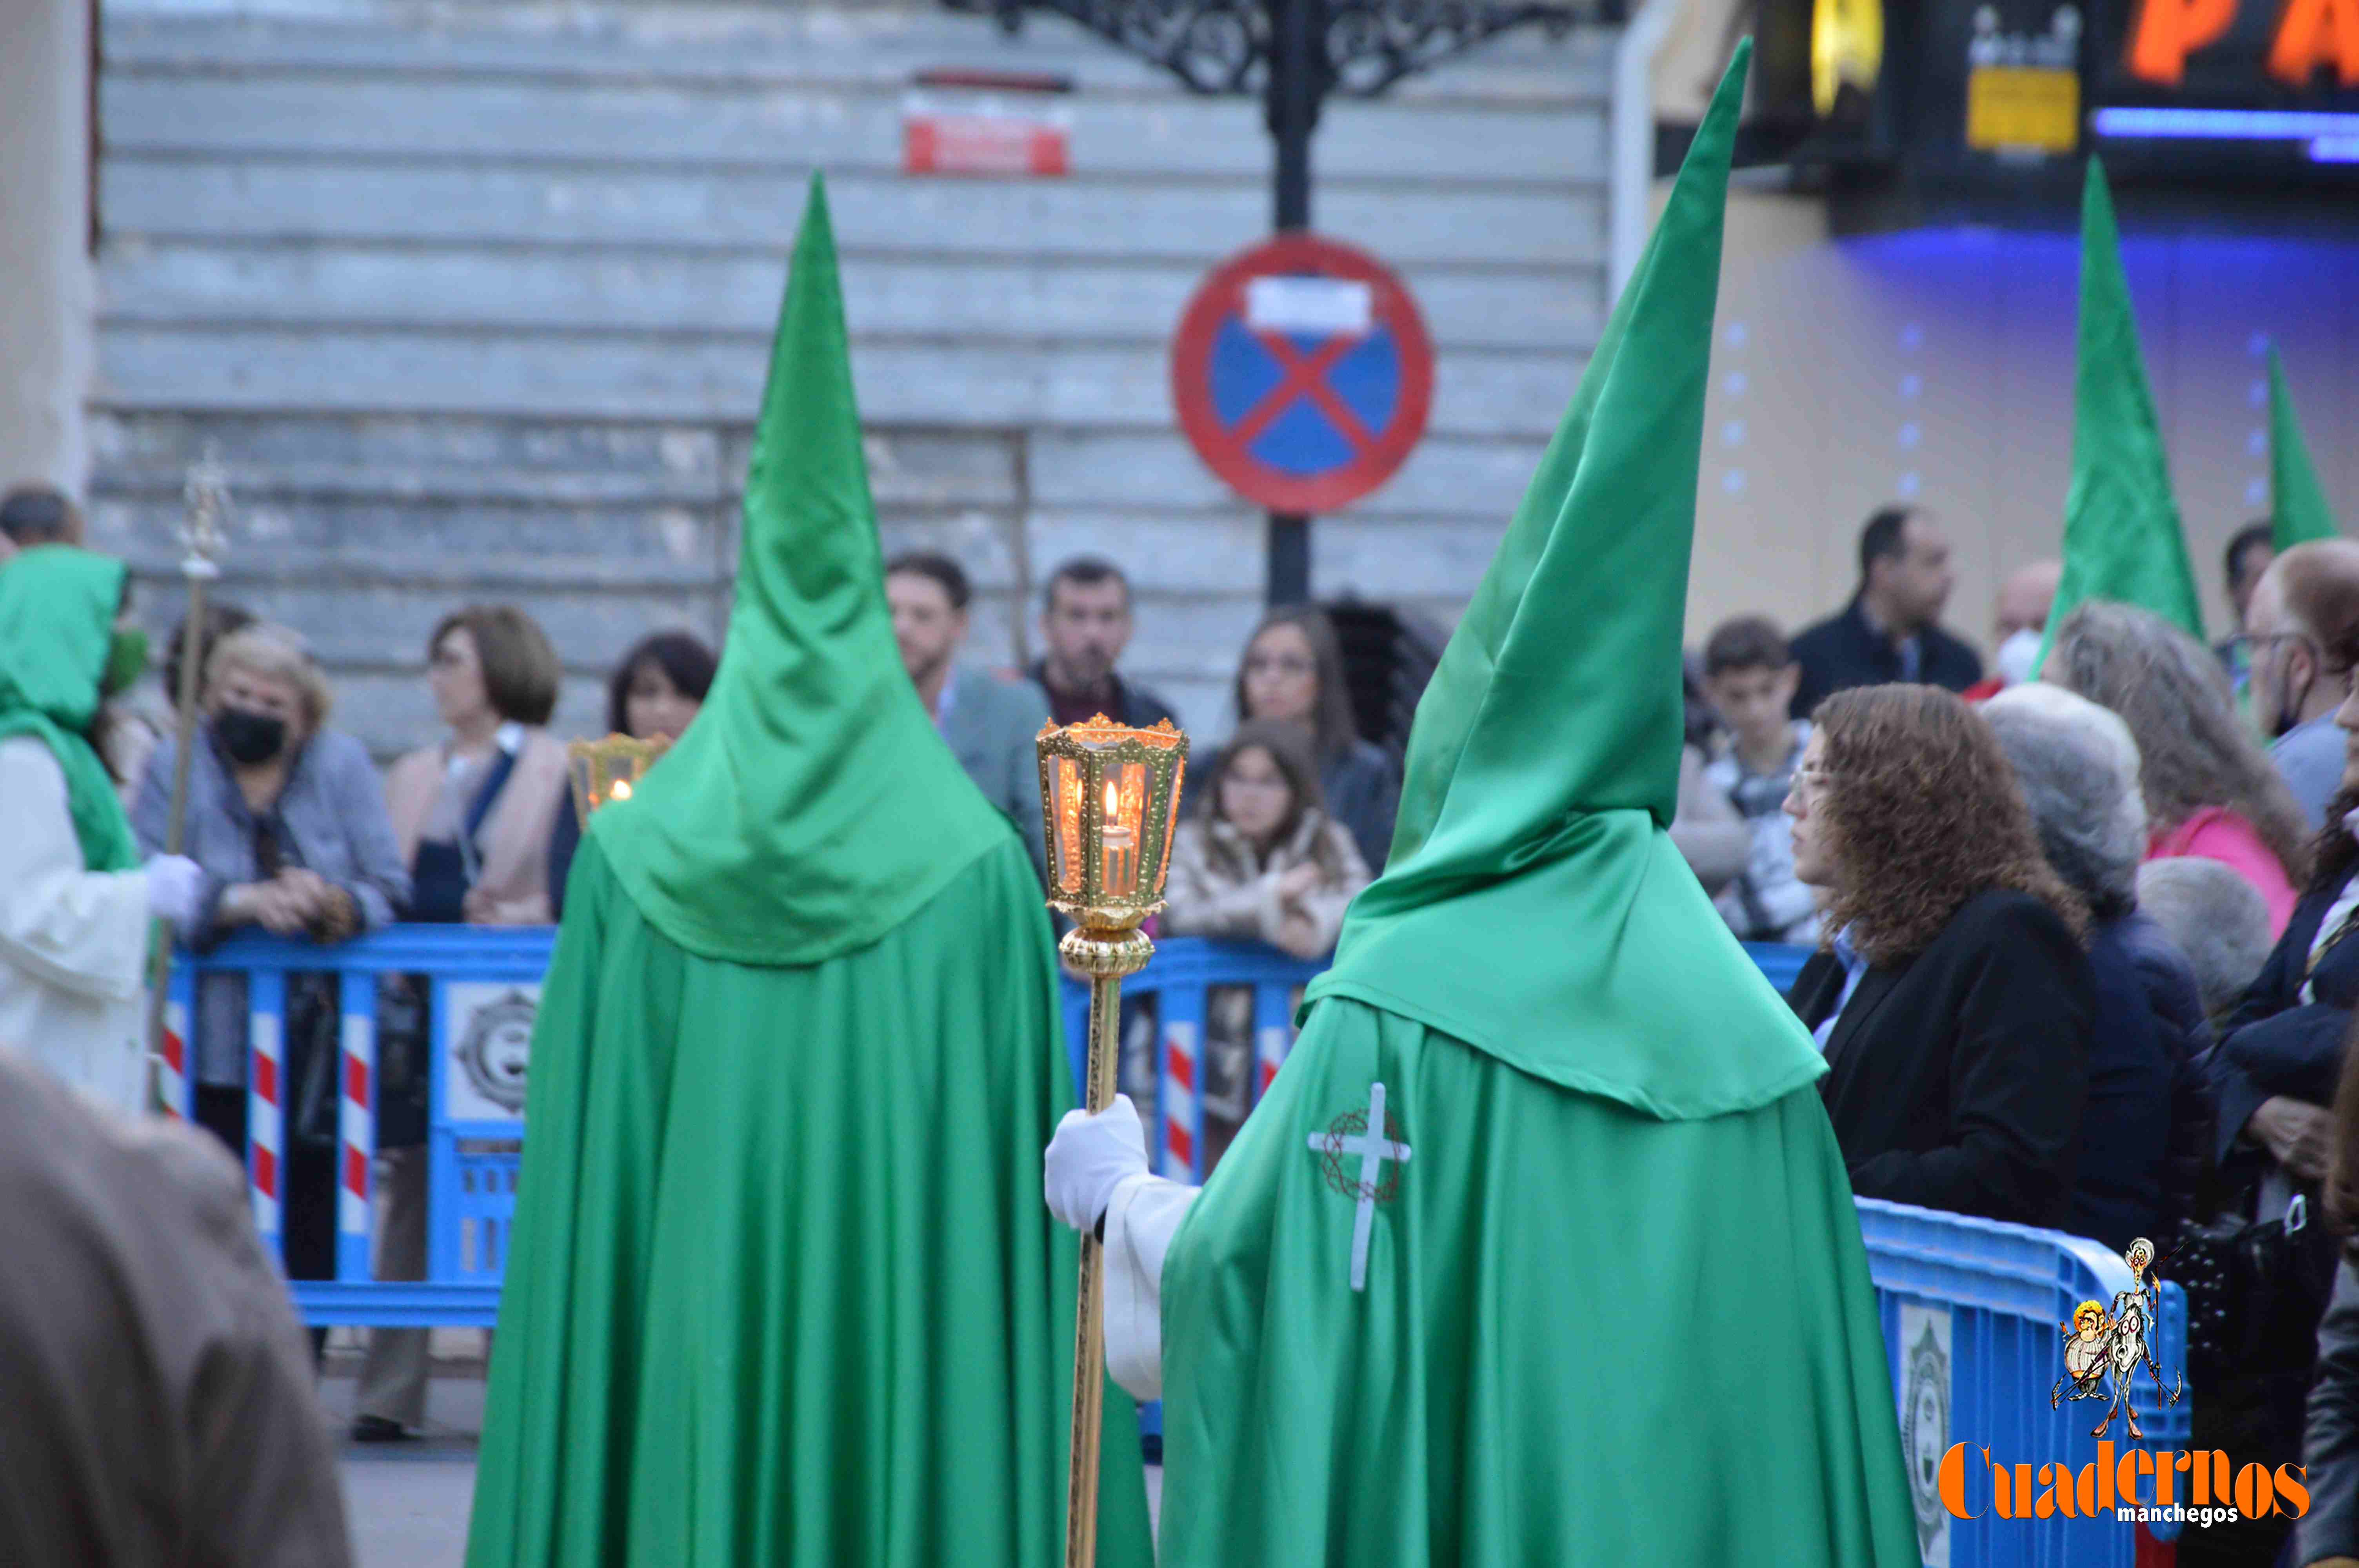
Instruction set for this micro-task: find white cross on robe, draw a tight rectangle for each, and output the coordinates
[1307,1080,1412,1292]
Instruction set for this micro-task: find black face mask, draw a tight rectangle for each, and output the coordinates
[215,708,287,766]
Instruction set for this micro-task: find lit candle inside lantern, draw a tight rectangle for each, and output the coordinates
[1100,779,1136,895]
[609,778,634,802]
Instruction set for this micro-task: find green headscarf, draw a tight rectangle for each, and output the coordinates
[0,545,142,873]
[590,178,1015,965]
[1301,43,1826,1122]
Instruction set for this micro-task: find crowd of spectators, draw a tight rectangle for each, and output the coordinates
[1664,503,2359,1568]
[25,475,2359,1558]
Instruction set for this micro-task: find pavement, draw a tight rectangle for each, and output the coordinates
[324,1338,1160,1568]
[320,1335,483,1568]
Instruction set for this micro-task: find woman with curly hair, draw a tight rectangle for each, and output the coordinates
[2045,600,2308,938]
[1785,684,2096,1227]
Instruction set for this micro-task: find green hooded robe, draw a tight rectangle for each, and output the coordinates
[0,546,142,875]
[464,180,1154,1568]
[1144,48,1923,1567]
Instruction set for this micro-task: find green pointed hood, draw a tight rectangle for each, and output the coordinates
[2270,347,2337,548]
[1301,44,1825,1122]
[0,544,140,872]
[591,178,1015,965]
[2033,159,2204,675]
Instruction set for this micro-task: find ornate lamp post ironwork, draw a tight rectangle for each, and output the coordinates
[945,0,1623,604]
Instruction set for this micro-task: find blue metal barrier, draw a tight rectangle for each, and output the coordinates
[1857,1199,2193,1564]
[176,928,2196,1560]
[165,925,555,1327]
[1060,938,1818,1183]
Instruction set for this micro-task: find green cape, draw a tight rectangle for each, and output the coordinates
[467,179,1153,1568]
[0,545,140,873]
[1154,48,1920,1567]
[2033,158,2205,675]
[2270,346,2337,548]
[589,176,1011,967]
[466,841,1152,1567]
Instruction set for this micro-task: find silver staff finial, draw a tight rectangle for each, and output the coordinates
[178,443,232,577]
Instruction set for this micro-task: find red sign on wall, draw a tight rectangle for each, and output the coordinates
[903,92,1070,176]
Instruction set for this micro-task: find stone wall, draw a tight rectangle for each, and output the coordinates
[91,1,1612,753]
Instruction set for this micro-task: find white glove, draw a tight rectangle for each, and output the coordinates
[1044,1094,1148,1233]
[144,855,204,932]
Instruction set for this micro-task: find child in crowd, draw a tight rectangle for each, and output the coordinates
[1700,616,1820,946]
[1163,719,1370,961]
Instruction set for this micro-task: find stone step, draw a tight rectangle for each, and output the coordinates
[97,323,1581,437]
[99,241,1603,354]
[101,158,1603,269]
[91,412,1022,512]
[91,411,1542,532]
[103,68,1606,186]
[101,9,1612,103]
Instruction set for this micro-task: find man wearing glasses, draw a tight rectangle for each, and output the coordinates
[2241,540,2359,831]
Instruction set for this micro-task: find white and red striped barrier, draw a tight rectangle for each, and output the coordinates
[1159,1020,1199,1179]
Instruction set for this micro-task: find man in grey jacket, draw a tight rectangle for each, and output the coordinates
[885,551,1053,880]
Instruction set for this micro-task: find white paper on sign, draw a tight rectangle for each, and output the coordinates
[1246,276,1372,338]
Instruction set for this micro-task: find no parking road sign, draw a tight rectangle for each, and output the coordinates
[1172,234,1434,515]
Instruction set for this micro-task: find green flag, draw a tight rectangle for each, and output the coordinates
[467,178,1154,1568]
[1148,46,1920,1568]
[591,175,1012,966]
[2271,345,2337,548]
[2034,158,2205,675]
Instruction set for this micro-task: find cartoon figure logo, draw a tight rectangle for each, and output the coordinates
[2050,1237,2184,1439]
[455,988,535,1115]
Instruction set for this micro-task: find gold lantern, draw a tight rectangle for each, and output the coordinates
[565,733,673,821]
[1036,713,1187,1568]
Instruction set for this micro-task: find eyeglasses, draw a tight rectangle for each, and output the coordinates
[2230,634,2357,699]
[1788,764,1836,805]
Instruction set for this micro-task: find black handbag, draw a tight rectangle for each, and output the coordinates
[283,975,343,1151]
[2175,1190,2341,1384]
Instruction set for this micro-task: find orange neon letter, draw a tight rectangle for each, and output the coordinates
[2270,0,2359,87]
[2277,1465,2312,1518]
[2129,0,2239,84]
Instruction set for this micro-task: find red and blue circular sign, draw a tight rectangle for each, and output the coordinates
[1172,233,1434,514]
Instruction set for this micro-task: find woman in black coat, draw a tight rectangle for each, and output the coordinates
[1784,685,2097,1229]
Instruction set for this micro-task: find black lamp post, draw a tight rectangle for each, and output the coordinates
[948,0,1623,605]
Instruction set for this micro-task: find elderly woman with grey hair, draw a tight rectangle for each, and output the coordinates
[2045,600,2307,937]
[1983,682,2208,1252]
[2135,858,2274,1024]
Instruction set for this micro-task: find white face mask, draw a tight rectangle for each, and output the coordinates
[1994,628,2044,688]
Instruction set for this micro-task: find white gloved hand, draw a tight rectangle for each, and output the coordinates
[1044,1094,1148,1233]
[144,854,204,932]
